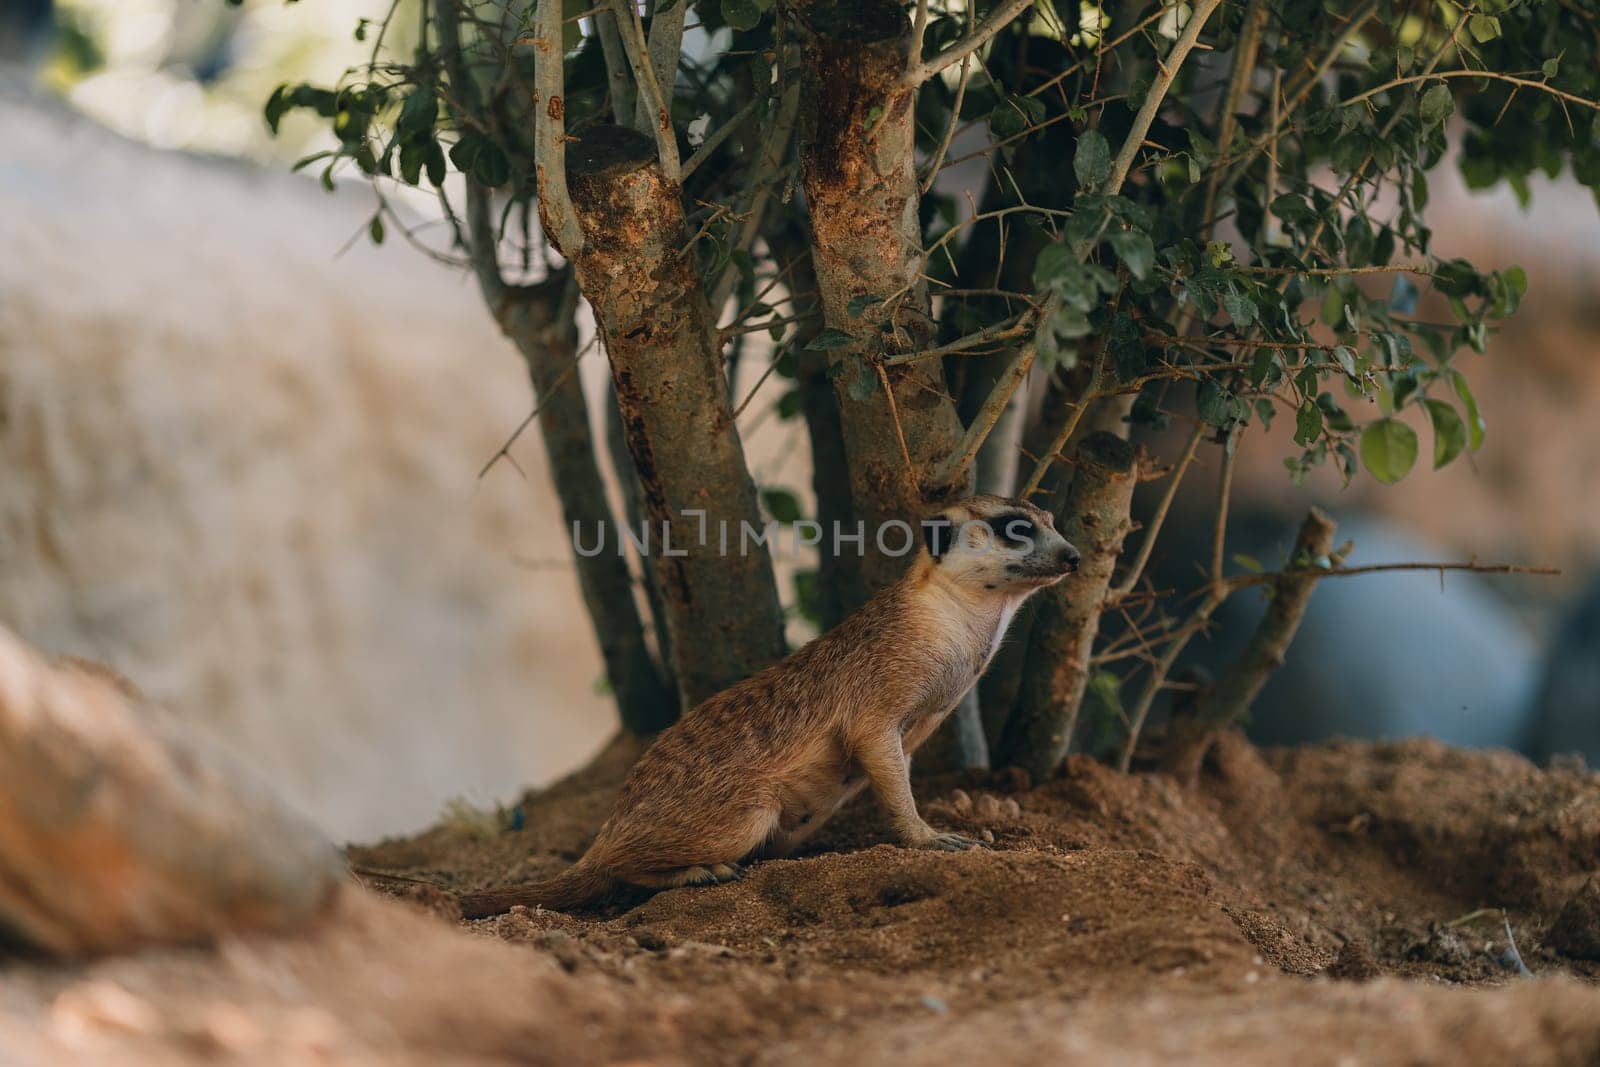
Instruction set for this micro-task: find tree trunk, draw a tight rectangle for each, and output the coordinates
[562,124,787,708]
[795,0,970,603]
[1161,507,1337,784]
[499,282,676,734]
[794,0,984,769]
[998,431,1140,782]
[0,637,342,958]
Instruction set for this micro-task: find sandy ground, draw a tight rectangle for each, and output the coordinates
[2,735,1598,1064]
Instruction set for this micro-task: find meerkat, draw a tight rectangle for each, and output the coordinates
[458,495,1080,917]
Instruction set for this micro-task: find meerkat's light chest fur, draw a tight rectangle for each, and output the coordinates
[458,495,1080,917]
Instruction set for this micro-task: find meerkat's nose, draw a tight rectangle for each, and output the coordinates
[1056,543,1081,573]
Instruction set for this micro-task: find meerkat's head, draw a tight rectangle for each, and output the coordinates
[919,495,1080,596]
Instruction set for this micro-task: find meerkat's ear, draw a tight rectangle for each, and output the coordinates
[922,514,956,561]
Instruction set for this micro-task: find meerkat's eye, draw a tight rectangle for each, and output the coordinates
[994,513,1037,548]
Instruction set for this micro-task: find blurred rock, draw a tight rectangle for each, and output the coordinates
[0,628,342,957]
[1547,878,1600,961]
[0,90,613,840]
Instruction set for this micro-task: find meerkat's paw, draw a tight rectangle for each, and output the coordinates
[915,831,982,852]
[707,862,746,882]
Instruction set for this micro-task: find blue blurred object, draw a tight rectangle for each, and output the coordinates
[1529,576,1600,767]
[0,0,53,66]
[1168,514,1541,752]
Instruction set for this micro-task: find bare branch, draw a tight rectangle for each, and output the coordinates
[1111,421,1204,600]
[1104,0,1225,197]
[610,0,681,181]
[920,53,973,193]
[635,0,687,133]
[593,6,637,125]
[935,340,1036,486]
[681,93,765,180]
[533,0,585,257]
[1160,508,1338,782]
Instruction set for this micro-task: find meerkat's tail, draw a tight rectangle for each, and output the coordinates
[457,859,618,918]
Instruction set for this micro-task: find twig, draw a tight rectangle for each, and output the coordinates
[634,0,686,135]
[921,53,973,194]
[477,333,599,478]
[592,6,636,124]
[1157,507,1338,779]
[531,0,585,257]
[882,310,1036,365]
[1111,421,1205,599]
[907,0,931,78]
[935,340,1037,485]
[1104,0,1225,197]
[877,361,917,483]
[905,0,1037,86]
[1340,68,1600,114]
[681,93,765,180]
[1222,559,1560,592]
[610,0,681,181]
[1209,429,1239,585]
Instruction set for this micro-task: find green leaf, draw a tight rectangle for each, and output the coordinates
[761,488,803,524]
[1074,129,1111,188]
[1449,370,1486,451]
[1232,553,1263,573]
[722,0,762,31]
[1360,418,1419,485]
[473,142,511,187]
[805,328,854,351]
[368,213,384,245]
[1331,345,1358,378]
[1107,230,1155,280]
[292,150,335,173]
[1423,399,1466,469]
[1294,400,1323,446]
[1467,14,1500,43]
[1222,291,1256,327]
[1543,57,1561,78]
[1197,380,1234,427]
[1420,83,1454,126]
[847,293,883,318]
[845,360,879,401]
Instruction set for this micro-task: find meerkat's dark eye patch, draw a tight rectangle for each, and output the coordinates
[922,517,956,561]
[993,512,1038,548]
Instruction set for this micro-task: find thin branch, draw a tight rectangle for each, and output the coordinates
[877,362,917,483]
[935,340,1037,486]
[477,333,600,479]
[921,53,973,194]
[1111,421,1204,600]
[882,310,1036,365]
[905,0,1037,86]
[908,0,931,78]
[681,93,765,180]
[611,0,681,181]
[1340,68,1600,113]
[1222,558,1561,592]
[532,0,585,257]
[1104,0,1225,197]
[635,0,687,133]
[1209,429,1239,585]
[593,7,636,124]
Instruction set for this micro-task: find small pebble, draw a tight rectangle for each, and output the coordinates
[948,789,973,813]
[919,995,949,1015]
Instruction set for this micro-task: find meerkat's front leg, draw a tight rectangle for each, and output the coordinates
[855,728,979,852]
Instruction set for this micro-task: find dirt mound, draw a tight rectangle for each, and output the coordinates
[5,737,1600,1064]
